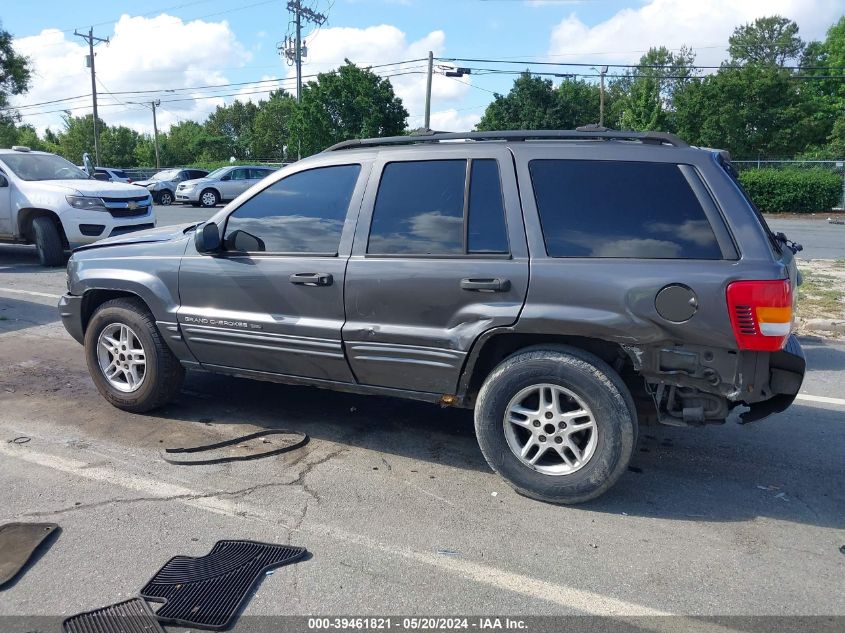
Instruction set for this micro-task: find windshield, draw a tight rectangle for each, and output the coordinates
[0,153,89,181]
[205,167,230,179]
[151,169,180,181]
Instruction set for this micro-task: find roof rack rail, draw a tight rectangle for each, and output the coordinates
[323,129,689,152]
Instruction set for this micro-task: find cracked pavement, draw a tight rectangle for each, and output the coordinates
[0,207,843,621]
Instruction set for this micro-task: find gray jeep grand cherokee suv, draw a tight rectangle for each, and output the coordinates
[58,129,805,503]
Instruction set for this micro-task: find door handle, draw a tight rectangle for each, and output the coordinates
[289,272,333,286]
[460,277,510,292]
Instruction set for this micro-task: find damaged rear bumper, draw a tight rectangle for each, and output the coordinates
[739,334,805,423]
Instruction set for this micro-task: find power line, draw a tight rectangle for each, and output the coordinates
[437,56,845,72]
[12,66,427,119]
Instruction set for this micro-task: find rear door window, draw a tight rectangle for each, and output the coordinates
[529,160,722,259]
[368,159,509,255]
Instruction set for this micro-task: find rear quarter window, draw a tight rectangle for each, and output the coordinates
[529,160,722,259]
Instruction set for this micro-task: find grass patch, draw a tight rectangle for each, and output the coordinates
[796,268,845,319]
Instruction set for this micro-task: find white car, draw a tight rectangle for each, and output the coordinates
[0,147,155,266]
[176,165,277,207]
[94,167,133,183]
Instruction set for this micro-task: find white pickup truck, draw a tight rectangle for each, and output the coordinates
[0,146,155,266]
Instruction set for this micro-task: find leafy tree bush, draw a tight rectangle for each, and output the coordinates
[738,168,841,213]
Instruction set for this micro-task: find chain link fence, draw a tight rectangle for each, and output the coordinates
[733,160,845,210]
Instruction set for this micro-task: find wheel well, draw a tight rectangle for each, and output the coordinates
[18,208,69,248]
[201,187,219,198]
[80,290,147,334]
[464,333,643,406]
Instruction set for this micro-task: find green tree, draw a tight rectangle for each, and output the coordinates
[161,120,216,165]
[100,125,141,167]
[53,114,99,163]
[0,21,31,127]
[799,16,845,157]
[252,90,296,161]
[477,73,559,131]
[674,65,817,158]
[133,135,157,166]
[728,16,804,66]
[614,46,695,132]
[203,100,260,160]
[289,61,407,157]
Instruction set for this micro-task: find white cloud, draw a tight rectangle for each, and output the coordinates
[428,108,482,132]
[548,0,843,67]
[291,24,471,128]
[12,14,251,135]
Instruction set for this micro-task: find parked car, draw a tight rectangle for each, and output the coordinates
[94,167,133,183]
[133,168,209,205]
[0,146,155,266]
[175,165,277,207]
[59,129,805,503]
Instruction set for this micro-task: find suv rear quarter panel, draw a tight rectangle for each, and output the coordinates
[511,143,788,351]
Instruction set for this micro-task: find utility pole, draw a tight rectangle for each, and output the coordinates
[74,27,109,166]
[282,1,327,102]
[151,100,161,169]
[598,65,608,128]
[424,51,433,131]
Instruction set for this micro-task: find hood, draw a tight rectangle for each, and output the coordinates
[74,222,196,253]
[178,177,210,188]
[133,179,171,189]
[25,179,152,198]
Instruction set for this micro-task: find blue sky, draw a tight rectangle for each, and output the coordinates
[4,0,843,138]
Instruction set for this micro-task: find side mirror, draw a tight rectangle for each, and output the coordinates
[220,174,231,181]
[195,222,221,254]
[92,172,111,181]
[227,229,266,252]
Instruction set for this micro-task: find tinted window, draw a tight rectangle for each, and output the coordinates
[230,168,249,181]
[467,159,508,253]
[224,165,360,253]
[112,169,128,178]
[530,160,721,259]
[249,168,271,180]
[368,160,466,254]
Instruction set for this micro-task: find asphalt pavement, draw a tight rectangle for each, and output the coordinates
[766,217,845,260]
[0,205,842,627]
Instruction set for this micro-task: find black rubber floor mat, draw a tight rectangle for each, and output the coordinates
[141,540,307,630]
[162,429,308,465]
[0,522,59,588]
[63,598,166,633]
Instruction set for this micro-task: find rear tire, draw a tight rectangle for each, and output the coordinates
[474,347,637,504]
[84,298,185,412]
[199,189,219,208]
[32,216,64,267]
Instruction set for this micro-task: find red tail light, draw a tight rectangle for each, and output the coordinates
[726,280,792,351]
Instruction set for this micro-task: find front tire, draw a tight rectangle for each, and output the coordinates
[32,216,64,267]
[157,189,174,206]
[474,347,637,504]
[84,298,185,412]
[199,189,219,208]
